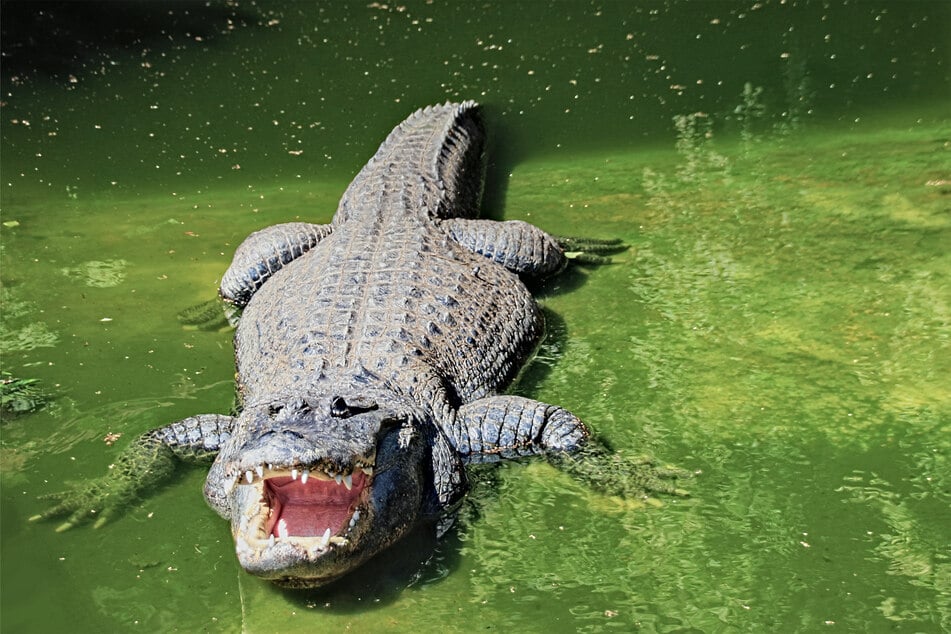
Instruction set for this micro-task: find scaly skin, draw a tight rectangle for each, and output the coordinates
[34,102,687,588]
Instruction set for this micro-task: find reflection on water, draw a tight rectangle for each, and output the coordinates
[0,286,60,353]
[59,259,129,288]
[1,1,949,632]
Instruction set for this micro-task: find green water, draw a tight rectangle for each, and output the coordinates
[1,1,948,632]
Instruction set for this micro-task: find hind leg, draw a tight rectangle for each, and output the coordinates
[220,222,333,306]
[440,218,624,280]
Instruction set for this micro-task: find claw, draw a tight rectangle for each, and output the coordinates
[564,252,612,265]
[177,298,241,331]
[555,235,627,266]
[551,440,693,500]
[556,235,627,253]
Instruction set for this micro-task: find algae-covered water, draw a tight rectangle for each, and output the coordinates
[1,2,949,632]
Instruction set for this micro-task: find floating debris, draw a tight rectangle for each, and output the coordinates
[0,371,50,416]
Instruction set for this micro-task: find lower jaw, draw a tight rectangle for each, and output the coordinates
[237,546,364,589]
[235,527,352,566]
[270,572,344,589]
[233,512,372,583]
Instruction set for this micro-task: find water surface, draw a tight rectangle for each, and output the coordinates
[2,1,948,632]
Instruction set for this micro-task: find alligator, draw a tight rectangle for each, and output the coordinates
[33,102,685,588]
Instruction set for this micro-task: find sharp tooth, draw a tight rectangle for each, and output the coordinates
[361,466,374,476]
[334,473,343,485]
[301,469,309,484]
[291,468,298,480]
[268,534,275,548]
[319,528,331,548]
[329,536,350,546]
[343,474,353,490]
[277,518,289,539]
[226,474,239,494]
[245,470,253,484]
[267,463,273,470]
[255,465,264,479]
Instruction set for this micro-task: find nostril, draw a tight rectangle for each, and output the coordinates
[282,430,305,440]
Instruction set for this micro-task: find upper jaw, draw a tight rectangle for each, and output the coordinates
[221,456,376,496]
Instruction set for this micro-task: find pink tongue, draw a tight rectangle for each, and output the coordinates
[265,475,363,538]
[277,501,351,537]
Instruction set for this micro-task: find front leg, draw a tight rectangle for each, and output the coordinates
[448,395,589,461]
[449,395,688,499]
[30,414,234,531]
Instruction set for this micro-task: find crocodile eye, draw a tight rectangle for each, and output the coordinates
[330,397,350,418]
[331,396,379,418]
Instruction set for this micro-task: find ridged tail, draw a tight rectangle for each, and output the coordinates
[335,102,486,222]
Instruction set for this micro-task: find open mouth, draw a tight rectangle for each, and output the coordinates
[231,462,374,557]
[265,468,370,539]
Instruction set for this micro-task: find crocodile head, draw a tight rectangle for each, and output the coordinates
[205,393,439,588]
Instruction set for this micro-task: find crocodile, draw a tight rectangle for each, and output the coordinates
[33,102,685,588]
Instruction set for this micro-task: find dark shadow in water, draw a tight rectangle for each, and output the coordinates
[508,306,570,402]
[480,104,522,222]
[0,1,259,80]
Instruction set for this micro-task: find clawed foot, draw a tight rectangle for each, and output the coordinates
[29,435,176,531]
[554,235,627,265]
[599,450,692,498]
[177,298,241,331]
[29,478,138,532]
[551,442,693,501]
